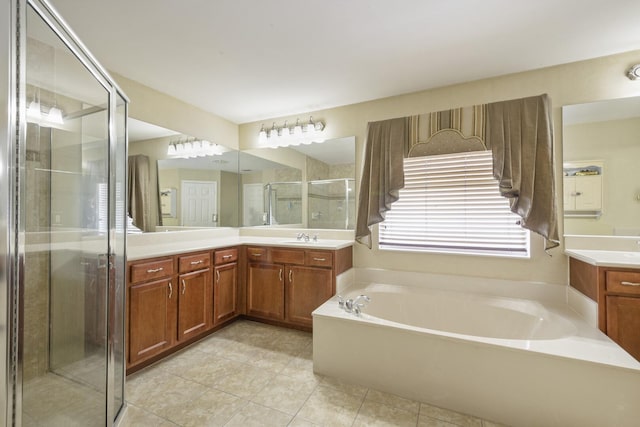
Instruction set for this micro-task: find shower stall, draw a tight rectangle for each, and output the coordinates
[1,0,128,425]
[263,181,302,226]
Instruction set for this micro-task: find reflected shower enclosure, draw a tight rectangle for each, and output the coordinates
[307,178,355,230]
[264,182,303,226]
[2,0,128,425]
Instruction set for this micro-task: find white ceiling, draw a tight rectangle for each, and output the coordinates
[49,0,640,124]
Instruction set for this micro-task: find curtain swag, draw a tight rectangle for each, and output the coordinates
[127,154,152,232]
[355,94,559,252]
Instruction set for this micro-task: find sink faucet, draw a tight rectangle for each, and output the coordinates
[337,294,371,315]
[296,232,309,242]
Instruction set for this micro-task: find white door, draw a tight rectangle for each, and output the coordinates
[243,183,265,226]
[181,180,217,226]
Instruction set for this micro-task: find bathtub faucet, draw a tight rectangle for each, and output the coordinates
[337,294,371,315]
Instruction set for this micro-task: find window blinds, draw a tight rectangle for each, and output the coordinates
[379,151,529,256]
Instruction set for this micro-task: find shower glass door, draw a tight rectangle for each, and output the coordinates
[19,1,127,425]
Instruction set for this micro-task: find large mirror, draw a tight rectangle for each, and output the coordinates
[562,96,640,236]
[129,119,356,231]
[129,118,240,230]
[239,136,356,229]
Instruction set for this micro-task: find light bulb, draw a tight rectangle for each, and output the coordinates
[47,106,64,125]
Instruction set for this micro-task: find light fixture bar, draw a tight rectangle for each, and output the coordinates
[259,116,326,148]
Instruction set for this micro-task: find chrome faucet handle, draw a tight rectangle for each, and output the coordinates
[352,295,370,315]
[312,234,318,242]
[296,232,304,241]
[337,295,345,309]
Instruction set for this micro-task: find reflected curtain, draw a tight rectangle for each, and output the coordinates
[127,154,152,232]
[485,94,559,251]
[355,117,410,248]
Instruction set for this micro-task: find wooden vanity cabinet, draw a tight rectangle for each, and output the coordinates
[128,257,176,366]
[177,251,212,341]
[213,248,239,325]
[247,247,285,321]
[570,257,640,361]
[246,245,352,329]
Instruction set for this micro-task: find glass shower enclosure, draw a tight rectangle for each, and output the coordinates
[307,178,355,229]
[1,0,128,425]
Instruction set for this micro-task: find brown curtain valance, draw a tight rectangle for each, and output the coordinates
[355,117,410,248]
[355,94,559,252]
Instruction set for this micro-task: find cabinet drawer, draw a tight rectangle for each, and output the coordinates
[179,252,211,273]
[130,258,174,283]
[272,248,305,265]
[247,247,270,262]
[606,271,640,295]
[215,248,238,264]
[305,250,333,268]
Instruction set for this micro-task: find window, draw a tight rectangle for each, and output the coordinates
[379,151,529,257]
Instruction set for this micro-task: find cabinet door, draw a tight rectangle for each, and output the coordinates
[247,263,285,320]
[214,262,238,325]
[606,296,640,361]
[574,175,602,211]
[286,266,333,327]
[563,176,576,211]
[178,269,211,342]
[129,278,175,365]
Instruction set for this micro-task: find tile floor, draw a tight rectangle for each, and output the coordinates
[123,320,508,427]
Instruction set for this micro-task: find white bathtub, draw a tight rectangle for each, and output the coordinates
[313,269,640,427]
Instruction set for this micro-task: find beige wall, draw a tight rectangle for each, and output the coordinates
[239,50,640,285]
[113,73,239,150]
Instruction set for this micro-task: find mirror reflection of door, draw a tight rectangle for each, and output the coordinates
[243,183,265,226]
[181,180,217,226]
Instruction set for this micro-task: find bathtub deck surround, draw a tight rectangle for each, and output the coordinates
[313,268,640,427]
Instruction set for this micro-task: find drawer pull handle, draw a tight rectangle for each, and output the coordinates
[168,282,173,299]
[222,254,233,259]
[313,257,326,262]
[190,260,204,265]
[147,267,164,273]
[621,281,640,287]
[289,270,293,283]
[252,253,262,257]
[181,279,186,295]
[216,270,220,283]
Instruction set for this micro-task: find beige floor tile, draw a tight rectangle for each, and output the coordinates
[119,404,177,427]
[353,399,419,427]
[251,374,316,415]
[418,415,460,427]
[287,416,322,427]
[279,355,321,384]
[178,354,246,386]
[246,347,295,373]
[365,388,421,415]
[164,388,248,426]
[420,403,483,427]
[296,385,364,427]
[210,364,275,398]
[132,374,209,420]
[319,374,369,399]
[224,402,293,427]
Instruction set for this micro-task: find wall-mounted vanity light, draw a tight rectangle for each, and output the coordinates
[627,64,640,80]
[259,116,325,148]
[26,89,65,126]
[167,139,224,158]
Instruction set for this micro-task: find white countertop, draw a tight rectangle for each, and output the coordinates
[127,236,354,260]
[565,249,640,268]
